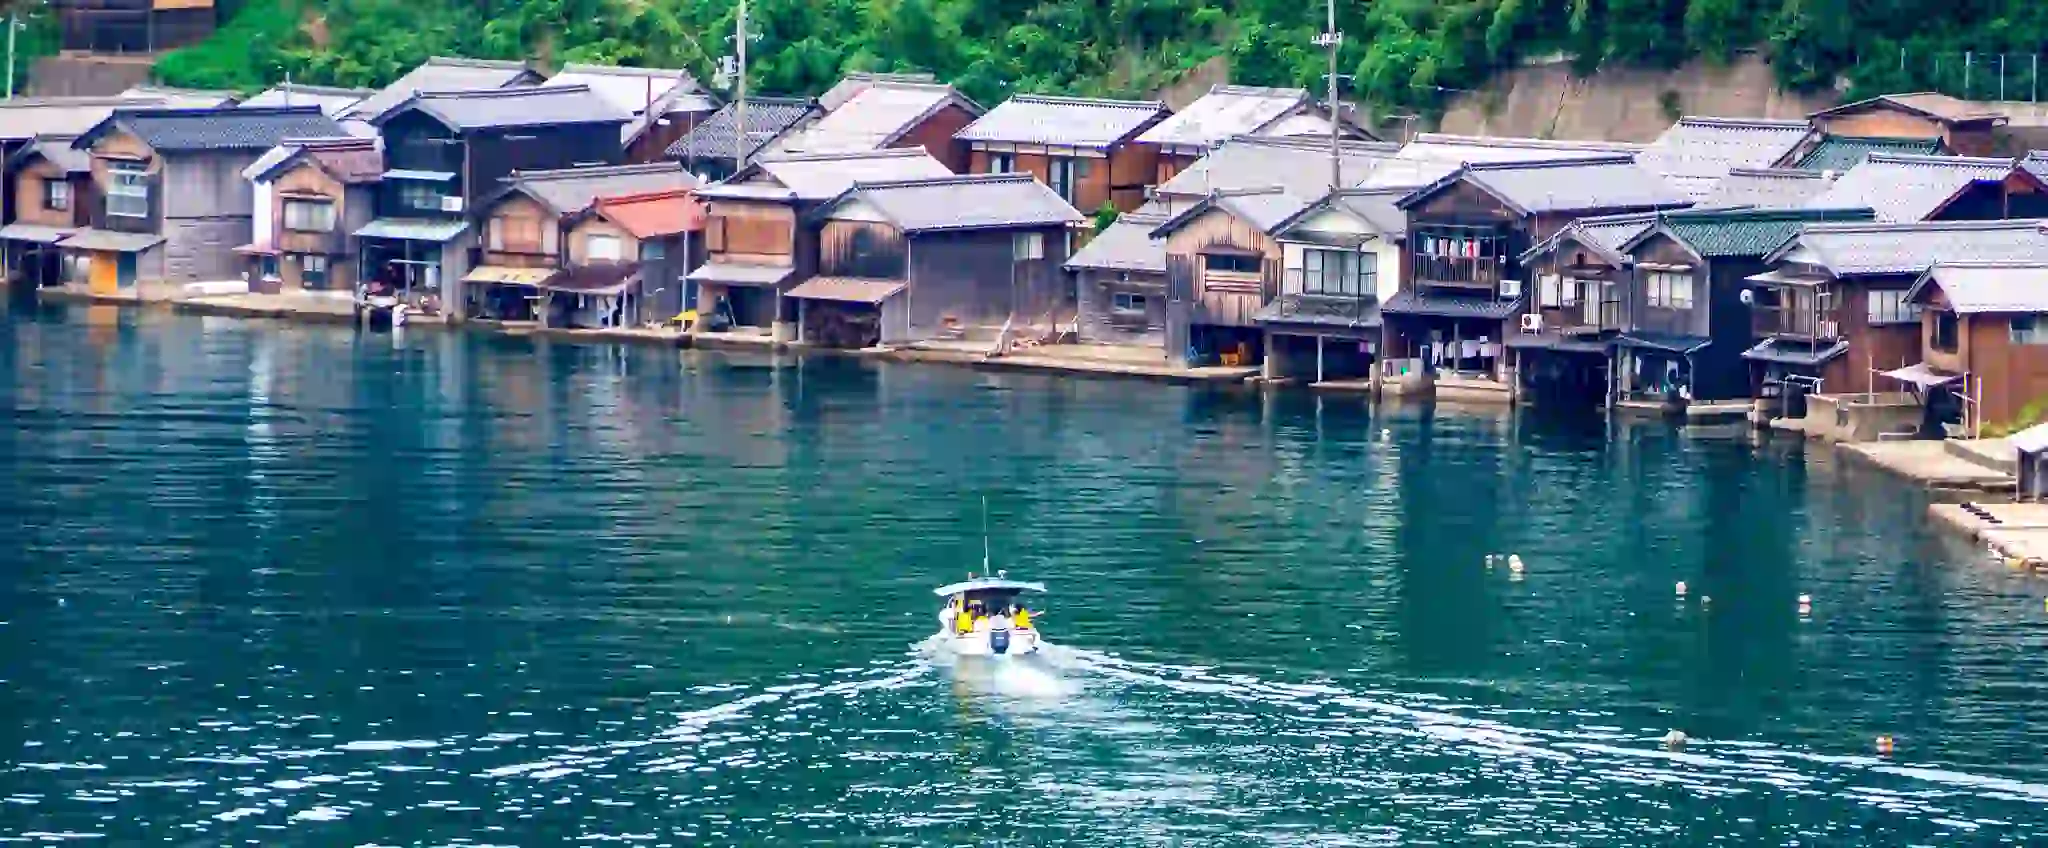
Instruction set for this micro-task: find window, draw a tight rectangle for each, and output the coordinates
[1048,157,1090,204]
[1867,289,1921,325]
[1933,310,1960,352]
[43,180,70,211]
[491,216,546,253]
[1012,231,1043,260]
[399,181,443,213]
[1204,253,1261,274]
[987,152,1015,173]
[640,241,666,261]
[1301,249,1372,297]
[283,199,335,232]
[586,233,623,262]
[2012,314,2048,345]
[1646,271,1694,310]
[299,254,329,288]
[1538,274,1583,308]
[1112,292,1147,313]
[106,160,148,218]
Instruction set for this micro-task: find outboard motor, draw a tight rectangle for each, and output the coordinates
[990,625,1012,655]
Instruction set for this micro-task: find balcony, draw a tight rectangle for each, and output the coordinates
[1752,305,1837,340]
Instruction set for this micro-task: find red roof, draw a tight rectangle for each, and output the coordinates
[594,188,705,238]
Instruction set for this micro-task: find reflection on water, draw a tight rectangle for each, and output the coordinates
[2,305,2048,844]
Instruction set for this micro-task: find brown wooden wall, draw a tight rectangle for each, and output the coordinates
[891,104,975,173]
[87,129,160,234]
[1819,279,1924,394]
[11,160,89,229]
[481,194,559,268]
[1162,207,1283,328]
[900,225,1070,336]
[704,200,796,264]
[565,216,639,266]
[1922,295,2048,427]
[817,219,908,278]
[271,161,349,258]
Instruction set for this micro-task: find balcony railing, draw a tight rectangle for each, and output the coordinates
[1753,305,1837,340]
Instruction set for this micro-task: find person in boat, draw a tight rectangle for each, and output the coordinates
[956,601,978,635]
[1013,604,1032,630]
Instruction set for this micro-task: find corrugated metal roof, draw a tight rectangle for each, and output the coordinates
[1358,133,1645,189]
[1909,261,2048,313]
[88,106,345,152]
[687,261,796,286]
[464,265,559,285]
[665,97,817,164]
[712,149,952,201]
[1135,85,1308,148]
[1701,167,1836,209]
[354,218,470,241]
[781,81,978,154]
[593,189,706,238]
[1155,136,1401,199]
[1794,134,1945,171]
[239,84,373,116]
[1742,337,1849,366]
[394,85,628,131]
[503,163,697,216]
[1638,117,1812,196]
[828,173,1084,233]
[955,94,1167,148]
[785,276,906,303]
[1778,219,2048,275]
[1064,204,1169,274]
[1805,153,2015,222]
[1429,156,1691,215]
[1656,208,1875,258]
[1253,293,1382,329]
[344,56,540,121]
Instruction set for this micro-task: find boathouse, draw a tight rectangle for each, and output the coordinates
[1907,260,2048,435]
[1066,203,1170,349]
[238,137,382,294]
[1152,187,1310,367]
[1254,187,1407,385]
[0,138,94,288]
[464,163,695,322]
[1509,211,1660,407]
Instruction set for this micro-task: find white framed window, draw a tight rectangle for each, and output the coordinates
[1867,288,1921,325]
[1048,157,1090,204]
[106,160,149,218]
[1111,292,1146,313]
[1301,248,1370,297]
[2011,314,2048,345]
[283,199,335,232]
[1012,231,1044,260]
[987,151,1015,173]
[586,233,623,262]
[398,181,442,212]
[1539,274,1581,308]
[1646,270,1694,310]
[44,180,70,211]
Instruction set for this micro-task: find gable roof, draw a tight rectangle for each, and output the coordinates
[239,83,374,116]
[1631,207,1876,259]
[1135,85,1315,149]
[77,106,345,153]
[245,137,383,184]
[819,72,939,111]
[955,94,1168,149]
[1638,116,1814,199]
[545,64,698,113]
[1149,187,1316,238]
[1359,133,1646,189]
[1908,261,2048,312]
[1518,210,1663,265]
[1810,92,2007,126]
[0,96,187,143]
[1270,186,1409,240]
[1701,167,1838,209]
[780,81,982,155]
[1156,135,1402,200]
[344,56,543,121]
[1064,202,1170,273]
[665,96,818,165]
[6,136,91,174]
[1804,153,2017,222]
[1398,156,1692,216]
[700,148,953,202]
[588,189,706,237]
[382,84,629,132]
[818,173,1084,233]
[1791,134,1946,171]
[1767,219,2048,275]
[496,162,698,216]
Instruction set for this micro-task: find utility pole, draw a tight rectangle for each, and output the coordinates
[1317,0,1342,193]
[734,0,748,171]
[6,12,18,101]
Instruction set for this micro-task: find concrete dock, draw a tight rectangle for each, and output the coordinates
[1838,439,2015,495]
[1929,502,2048,565]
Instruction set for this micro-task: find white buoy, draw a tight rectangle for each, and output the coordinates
[1508,554,1525,573]
[1797,594,1812,605]
[1675,581,1688,597]
[1661,729,1687,748]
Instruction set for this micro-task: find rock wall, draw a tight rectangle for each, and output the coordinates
[1435,53,1839,142]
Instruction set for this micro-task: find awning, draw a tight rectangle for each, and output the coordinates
[546,262,641,295]
[0,223,74,244]
[1742,337,1849,367]
[1252,293,1381,332]
[354,218,468,242]
[1744,269,1829,288]
[1880,362,1964,388]
[232,241,279,256]
[1379,290,1522,320]
[687,261,795,287]
[382,169,455,182]
[1614,331,1711,355]
[785,276,905,304]
[464,265,559,286]
[1506,332,1611,354]
[57,229,164,253]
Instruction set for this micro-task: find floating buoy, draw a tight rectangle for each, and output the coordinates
[1381,428,1392,438]
[1485,554,1496,567]
[1507,554,1525,573]
[1661,729,1687,749]
[1797,594,1812,605]
[1675,581,1688,597]
[1700,595,1711,606]
[1876,734,1895,755]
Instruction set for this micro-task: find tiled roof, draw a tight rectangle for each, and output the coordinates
[592,189,706,237]
[1379,290,1522,320]
[1253,293,1382,329]
[1518,210,1660,264]
[955,94,1168,148]
[1793,134,1945,171]
[1638,117,1812,197]
[1324,187,1410,237]
[1652,207,1875,258]
[1064,203,1169,273]
[248,137,383,184]
[1155,136,1401,200]
[1909,261,2048,312]
[2024,151,2048,182]
[1408,156,1692,215]
[825,173,1084,233]
[502,163,698,216]
[1772,219,2048,275]
[1742,337,1850,366]
[819,72,938,111]
[545,64,697,114]
[83,106,345,152]
[1804,153,2015,222]
[392,85,629,131]
[705,148,953,202]
[665,96,817,164]
[1700,167,1837,209]
[1151,187,1315,237]
[785,276,907,303]
[0,96,179,142]
[344,56,541,120]
[239,83,373,116]
[780,81,980,154]
[1811,92,2006,124]
[1135,85,1310,148]
[7,137,91,173]
[1359,133,1644,189]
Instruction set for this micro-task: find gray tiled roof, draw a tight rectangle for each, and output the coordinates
[819,72,938,111]
[344,57,541,121]
[1805,153,2016,222]
[1156,136,1401,200]
[1909,261,2048,312]
[1136,85,1309,148]
[1379,290,1522,320]
[1775,219,2048,275]
[827,173,1084,233]
[1638,117,1812,197]
[665,97,817,164]
[8,137,91,173]
[705,148,953,202]
[1701,167,1837,209]
[393,85,629,131]
[86,106,346,152]
[1253,293,1382,330]
[501,163,698,216]
[780,81,979,154]
[1812,92,2006,124]
[545,64,697,114]
[1519,210,1660,264]
[1327,187,1409,237]
[955,94,1167,148]
[239,84,374,116]
[1149,188,1311,238]
[1359,133,1645,189]
[2024,151,2048,182]
[0,96,178,142]
[1417,156,1692,215]
[1065,203,1169,273]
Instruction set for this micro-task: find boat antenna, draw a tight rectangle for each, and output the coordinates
[981,495,991,578]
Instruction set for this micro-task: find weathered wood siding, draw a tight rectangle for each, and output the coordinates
[1624,232,1708,338]
[818,219,908,278]
[161,152,260,281]
[704,200,797,265]
[566,216,638,266]
[901,225,1071,337]
[11,159,85,229]
[891,103,975,173]
[466,123,624,209]
[481,194,559,267]
[1075,268,1167,347]
[380,111,465,216]
[1819,278,1924,394]
[272,161,348,258]
[1162,207,1283,328]
[87,130,160,235]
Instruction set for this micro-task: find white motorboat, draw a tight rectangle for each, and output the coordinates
[932,574,1045,657]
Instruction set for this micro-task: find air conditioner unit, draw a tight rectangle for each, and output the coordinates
[1519,313,1543,333]
[440,195,465,213]
[1498,278,1521,298]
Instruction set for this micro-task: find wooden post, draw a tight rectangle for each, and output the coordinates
[1315,335,1325,384]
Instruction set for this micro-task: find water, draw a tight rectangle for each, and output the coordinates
[3,304,2048,844]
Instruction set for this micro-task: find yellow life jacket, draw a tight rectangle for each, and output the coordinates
[1015,609,1032,629]
[956,613,974,634]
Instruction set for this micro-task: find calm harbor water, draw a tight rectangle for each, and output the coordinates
[3,304,2048,844]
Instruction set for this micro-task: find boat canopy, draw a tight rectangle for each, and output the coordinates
[932,578,1046,597]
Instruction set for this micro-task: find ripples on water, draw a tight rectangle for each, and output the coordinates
[2,307,2048,844]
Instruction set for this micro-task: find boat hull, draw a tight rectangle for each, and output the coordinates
[934,628,1041,657]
